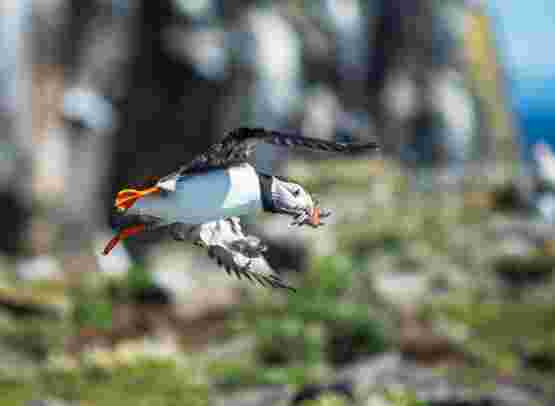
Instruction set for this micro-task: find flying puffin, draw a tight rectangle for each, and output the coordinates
[103,127,379,290]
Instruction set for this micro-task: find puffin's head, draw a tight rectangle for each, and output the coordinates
[266,177,330,227]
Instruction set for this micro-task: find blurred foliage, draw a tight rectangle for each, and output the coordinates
[210,255,388,388]
[3,156,555,404]
[0,379,39,406]
[493,255,554,285]
[286,159,374,191]
[71,280,113,333]
[295,158,555,400]
[0,314,68,361]
[125,264,157,295]
[1,357,210,406]
[207,357,329,388]
[73,296,113,332]
[431,295,555,394]
[383,389,429,406]
[72,264,158,332]
[297,393,351,406]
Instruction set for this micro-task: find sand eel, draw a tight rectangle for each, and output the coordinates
[103,127,379,290]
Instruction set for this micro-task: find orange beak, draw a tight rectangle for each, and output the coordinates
[103,185,161,255]
[309,207,321,226]
[115,186,160,211]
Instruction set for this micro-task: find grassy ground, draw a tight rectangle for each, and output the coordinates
[1,157,554,405]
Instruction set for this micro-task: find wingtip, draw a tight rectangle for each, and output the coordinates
[350,140,380,152]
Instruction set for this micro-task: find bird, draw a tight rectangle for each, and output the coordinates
[534,141,555,189]
[102,127,379,290]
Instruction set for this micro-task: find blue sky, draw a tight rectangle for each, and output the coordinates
[485,2,555,154]
[487,0,555,79]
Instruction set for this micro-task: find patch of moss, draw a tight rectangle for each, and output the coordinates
[0,314,68,361]
[125,264,157,295]
[430,296,555,396]
[34,357,210,405]
[230,254,388,384]
[255,318,325,365]
[0,378,39,406]
[72,289,113,335]
[297,393,351,406]
[383,389,429,406]
[207,358,327,388]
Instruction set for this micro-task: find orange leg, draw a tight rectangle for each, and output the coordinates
[102,224,146,255]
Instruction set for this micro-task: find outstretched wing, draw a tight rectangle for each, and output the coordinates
[171,218,295,291]
[157,127,379,188]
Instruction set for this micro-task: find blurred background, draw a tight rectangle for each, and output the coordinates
[1,0,555,405]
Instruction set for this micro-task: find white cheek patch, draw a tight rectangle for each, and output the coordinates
[272,180,314,212]
[299,191,314,210]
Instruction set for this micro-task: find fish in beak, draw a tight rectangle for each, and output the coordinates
[309,206,321,226]
[289,206,330,228]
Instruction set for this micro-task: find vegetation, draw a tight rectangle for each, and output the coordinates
[1,157,555,404]
[1,357,210,406]
[208,254,388,389]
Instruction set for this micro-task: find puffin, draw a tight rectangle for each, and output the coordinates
[103,127,379,290]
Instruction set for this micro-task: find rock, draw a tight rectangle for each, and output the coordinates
[336,353,546,406]
[490,219,555,246]
[496,236,536,258]
[291,382,355,404]
[15,255,63,282]
[213,386,289,406]
[202,335,257,363]
[336,353,402,394]
[399,304,465,366]
[26,400,75,406]
[493,255,554,288]
[373,271,429,306]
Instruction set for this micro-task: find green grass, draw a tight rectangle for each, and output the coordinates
[210,254,388,388]
[1,358,211,406]
[384,389,430,406]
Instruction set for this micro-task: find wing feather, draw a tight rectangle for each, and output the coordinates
[157,127,379,186]
[183,218,295,291]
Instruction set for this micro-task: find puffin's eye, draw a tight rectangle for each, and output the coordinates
[292,189,300,197]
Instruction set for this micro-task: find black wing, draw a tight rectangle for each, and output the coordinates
[159,127,379,183]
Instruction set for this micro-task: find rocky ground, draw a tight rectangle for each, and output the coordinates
[1,157,555,406]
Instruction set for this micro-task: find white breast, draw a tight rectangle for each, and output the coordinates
[132,164,262,225]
